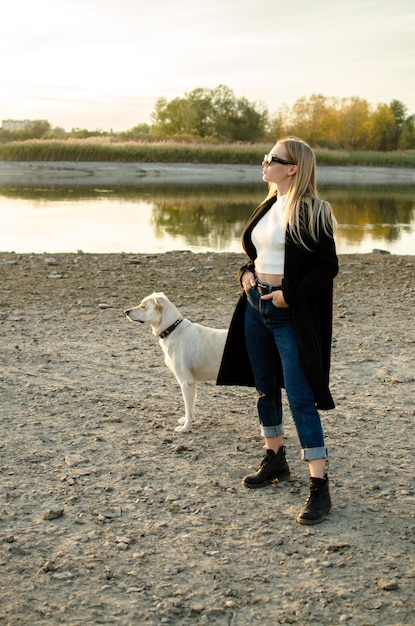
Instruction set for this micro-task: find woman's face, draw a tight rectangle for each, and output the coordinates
[262,143,297,190]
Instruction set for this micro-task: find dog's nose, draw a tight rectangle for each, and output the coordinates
[124,309,131,316]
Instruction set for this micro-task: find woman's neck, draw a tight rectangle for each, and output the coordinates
[276,182,290,196]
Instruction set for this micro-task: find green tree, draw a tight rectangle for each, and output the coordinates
[267,108,285,142]
[47,126,68,139]
[397,113,415,149]
[120,123,151,140]
[150,96,194,137]
[187,87,216,137]
[369,104,397,150]
[69,128,107,139]
[389,100,415,149]
[150,85,267,141]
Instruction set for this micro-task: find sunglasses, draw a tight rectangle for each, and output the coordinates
[263,153,295,166]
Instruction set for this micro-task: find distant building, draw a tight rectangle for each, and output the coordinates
[1,119,47,131]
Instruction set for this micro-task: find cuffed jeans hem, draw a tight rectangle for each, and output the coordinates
[260,424,285,438]
[301,447,328,461]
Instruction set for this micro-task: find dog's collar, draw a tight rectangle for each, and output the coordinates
[158,318,183,339]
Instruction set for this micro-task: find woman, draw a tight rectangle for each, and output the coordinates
[217,136,338,525]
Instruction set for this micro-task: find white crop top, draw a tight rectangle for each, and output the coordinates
[251,195,287,275]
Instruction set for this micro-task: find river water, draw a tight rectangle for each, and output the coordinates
[1,183,414,255]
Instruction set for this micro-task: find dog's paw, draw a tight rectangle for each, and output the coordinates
[177,416,186,425]
[175,423,191,433]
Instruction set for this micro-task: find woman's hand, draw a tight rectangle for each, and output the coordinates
[241,271,257,293]
[261,290,289,308]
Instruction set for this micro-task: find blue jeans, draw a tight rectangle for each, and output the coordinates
[244,287,327,461]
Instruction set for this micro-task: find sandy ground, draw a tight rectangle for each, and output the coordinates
[1,161,415,186]
[0,249,414,625]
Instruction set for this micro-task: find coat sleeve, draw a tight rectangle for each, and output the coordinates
[237,261,255,285]
[282,230,338,306]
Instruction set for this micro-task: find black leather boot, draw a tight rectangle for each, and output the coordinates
[242,446,290,488]
[296,475,331,525]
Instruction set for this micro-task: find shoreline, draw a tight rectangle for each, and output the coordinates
[1,161,415,186]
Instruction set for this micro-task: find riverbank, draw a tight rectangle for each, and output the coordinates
[1,161,415,186]
[0,250,414,625]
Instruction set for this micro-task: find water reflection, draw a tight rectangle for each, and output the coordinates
[321,185,415,249]
[0,184,414,254]
[151,193,255,251]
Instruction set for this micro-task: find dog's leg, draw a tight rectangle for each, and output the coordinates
[175,381,197,433]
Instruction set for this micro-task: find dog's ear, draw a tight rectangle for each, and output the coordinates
[153,297,164,313]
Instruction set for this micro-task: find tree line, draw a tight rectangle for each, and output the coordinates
[1,85,414,151]
[147,86,414,151]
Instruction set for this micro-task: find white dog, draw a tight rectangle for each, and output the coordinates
[125,293,227,432]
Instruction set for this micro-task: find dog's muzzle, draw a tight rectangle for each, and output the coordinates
[125,310,144,323]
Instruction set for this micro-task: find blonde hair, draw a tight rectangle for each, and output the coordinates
[266,136,337,248]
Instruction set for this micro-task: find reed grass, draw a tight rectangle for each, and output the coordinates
[0,139,414,168]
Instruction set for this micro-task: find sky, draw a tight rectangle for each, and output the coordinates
[2,0,414,132]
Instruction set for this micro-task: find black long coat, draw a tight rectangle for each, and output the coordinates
[217,196,339,410]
